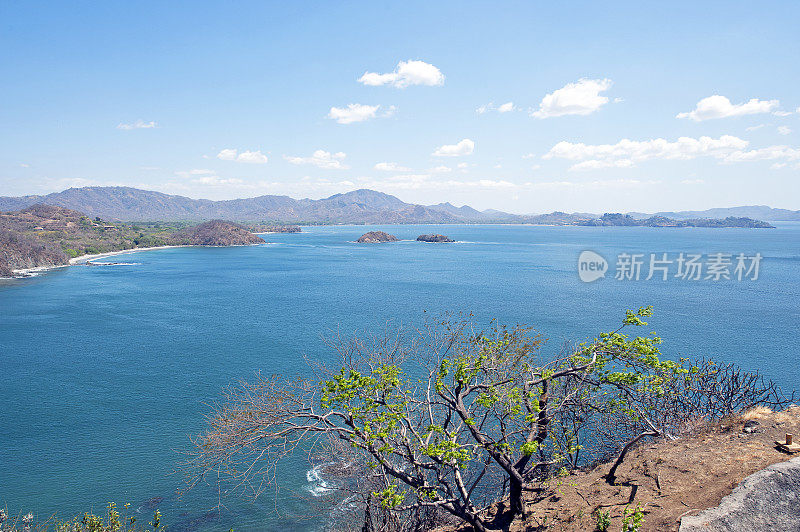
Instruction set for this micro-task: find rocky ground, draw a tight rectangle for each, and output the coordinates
[447,406,800,531]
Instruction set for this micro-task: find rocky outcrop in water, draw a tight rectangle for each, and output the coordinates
[356,231,399,243]
[416,234,455,243]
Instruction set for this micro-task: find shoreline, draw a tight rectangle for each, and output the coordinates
[9,245,190,277]
[9,242,266,278]
[67,245,190,265]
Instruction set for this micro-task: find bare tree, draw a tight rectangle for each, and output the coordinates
[186,307,794,530]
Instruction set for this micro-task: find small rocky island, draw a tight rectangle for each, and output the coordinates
[417,234,455,243]
[356,231,399,243]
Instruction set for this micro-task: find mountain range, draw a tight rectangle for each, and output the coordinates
[1,186,798,223]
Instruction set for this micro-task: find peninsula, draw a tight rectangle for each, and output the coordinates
[0,205,269,276]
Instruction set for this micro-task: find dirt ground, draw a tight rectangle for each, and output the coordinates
[453,406,800,531]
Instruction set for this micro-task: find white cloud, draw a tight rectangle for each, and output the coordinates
[569,159,636,171]
[778,126,792,136]
[172,169,245,187]
[526,178,660,190]
[117,119,157,130]
[433,138,475,157]
[457,162,470,169]
[745,124,765,132]
[531,78,612,118]
[20,163,30,168]
[327,103,380,124]
[545,134,800,169]
[477,101,515,114]
[284,150,349,169]
[374,162,411,172]
[545,135,749,170]
[522,153,536,159]
[676,95,779,121]
[237,150,269,164]
[722,145,800,163]
[195,176,244,186]
[430,165,452,173]
[216,149,268,164]
[217,149,238,161]
[352,174,518,192]
[498,102,515,113]
[681,179,705,184]
[358,60,444,88]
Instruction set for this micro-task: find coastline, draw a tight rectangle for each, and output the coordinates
[8,245,190,277]
[9,242,267,278]
[68,245,189,265]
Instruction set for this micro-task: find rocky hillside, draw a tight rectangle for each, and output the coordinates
[0,187,466,223]
[168,220,263,246]
[0,206,265,276]
[579,213,774,228]
[0,230,67,276]
[0,186,783,226]
[442,406,800,532]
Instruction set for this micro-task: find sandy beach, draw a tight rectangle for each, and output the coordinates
[67,245,189,265]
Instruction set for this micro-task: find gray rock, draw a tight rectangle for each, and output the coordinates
[744,420,760,433]
[416,234,455,243]
[679,456,800,531]
[356,231,399,243]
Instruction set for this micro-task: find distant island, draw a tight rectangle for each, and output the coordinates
[417,234,455,242]
[249,224,302,233]
[578,213,774,228]
[0,205,271,277]
[0,186,794,224]
[356,231,399,243]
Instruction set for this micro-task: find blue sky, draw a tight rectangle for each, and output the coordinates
[1,1,799,213]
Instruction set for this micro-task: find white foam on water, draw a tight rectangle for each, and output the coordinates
[305,463,333,496]
[88,262,141,266]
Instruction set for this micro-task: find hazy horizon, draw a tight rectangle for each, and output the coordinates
[3,184,800,216]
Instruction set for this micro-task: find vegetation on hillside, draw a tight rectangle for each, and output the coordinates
[187,308,792,532]
[0,503,163,532]
[167,220,263,246]
[578,213,774,228]
[0,185,786,225]
[0,204,296,275]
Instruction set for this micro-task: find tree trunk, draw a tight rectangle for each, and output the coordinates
[361,493,374,532]
[606,430,658,485]
[509,476,524,518]
[463,512,489,532]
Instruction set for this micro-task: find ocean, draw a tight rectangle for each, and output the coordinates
[1,223,798,531]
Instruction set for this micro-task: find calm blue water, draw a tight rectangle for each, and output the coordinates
[1,224,799,530]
